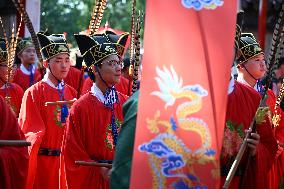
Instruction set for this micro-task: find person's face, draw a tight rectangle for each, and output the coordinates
[279,64,284,76]
[0,63,16,83]
[94,54,123,86]
[243,54,266,79]
[48,53,71,80]
[0,64,7,83]
[18,46,36,65]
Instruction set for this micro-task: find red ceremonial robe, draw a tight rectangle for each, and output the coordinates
[0,83,24,117]
[81,76,130,96]
[266,90,284,189]
[221,81,277,189]
[274,96,284,186]
[0,95,29,189]
[62,91,127,189]
[64,66,84,94]
[18,80,77,189]
[13,65,41,91]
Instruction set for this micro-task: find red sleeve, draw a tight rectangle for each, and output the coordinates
[81,77,93,96]
[13,83,24,117]
[269,89,284,144]
[64,67,85,93]
[255,141,276,188]
[62,103,99,189]
[18,86,46,189]
[34,69,42,83]
[0,96,29,189]
[115,76,131,96]
[275,110,284,144]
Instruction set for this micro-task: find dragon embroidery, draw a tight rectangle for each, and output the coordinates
[139,66,217,188]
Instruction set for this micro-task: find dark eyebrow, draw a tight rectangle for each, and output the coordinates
[55,57,64,60]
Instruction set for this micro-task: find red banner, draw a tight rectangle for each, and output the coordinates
[130,1,237,188]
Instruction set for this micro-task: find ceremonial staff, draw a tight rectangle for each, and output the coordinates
[89,0,107,35]
[131,11,143,94]
[45,98,77,107]
[0,140,31,147]
[75,160,112,168]
[127,0,136,96]
[0,16,22,107]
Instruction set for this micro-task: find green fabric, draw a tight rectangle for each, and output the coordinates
[280,175,284,189]
[110,91,139,189]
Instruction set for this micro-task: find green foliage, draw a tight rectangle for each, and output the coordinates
[225,120,234,131]
[41,0,145,46]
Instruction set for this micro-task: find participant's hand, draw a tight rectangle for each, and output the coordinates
[245,129,260,156]
[276,141,283,158]
[100,167,111,181]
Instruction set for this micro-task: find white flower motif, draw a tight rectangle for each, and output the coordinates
[151,65,208,109]
[151,65,183,108]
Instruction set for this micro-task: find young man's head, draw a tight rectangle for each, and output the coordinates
[75,32,129,88]
[122,57,131,80]
[37,33,70,81]
[236,33,266,80]
[0,39,8,84]
[277,58,284,77]
[91,54,122,86]
[16,38,36,66]
[0,38,16,85]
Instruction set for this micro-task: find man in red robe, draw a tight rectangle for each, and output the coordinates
[221,33,279,189]
[18,33,77,189]
[13,38,41,91]
[0,38,24,116]
[0,95,29,189]
[62,31,129,189]
[236,33,284,189]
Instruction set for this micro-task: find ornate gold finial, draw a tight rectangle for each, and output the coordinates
[273,78,284,127]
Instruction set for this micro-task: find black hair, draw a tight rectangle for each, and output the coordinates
[87,67,96,82]
[122,57,130,72]
[278,57,284,68]
[75,54,83,70]
[14,53,22,66]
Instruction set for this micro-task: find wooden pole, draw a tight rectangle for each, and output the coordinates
[45,98,77,106]
[75,160,112,168]
[222,123,253,189]
[258,0,267,50]
[0,140,31,146]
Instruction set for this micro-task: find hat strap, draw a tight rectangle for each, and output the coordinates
[95,64,114,89]
[48,64,61,84]
[243,64,258,81]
